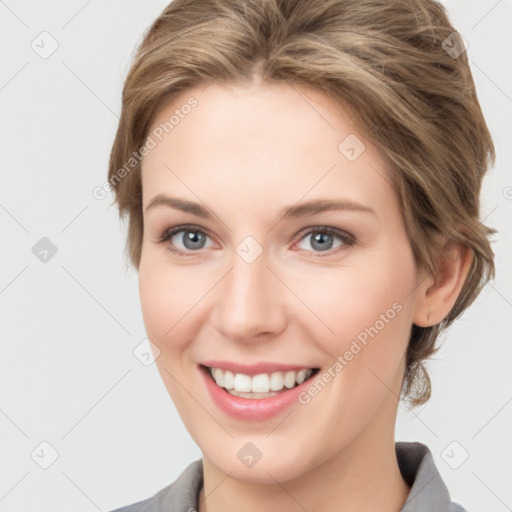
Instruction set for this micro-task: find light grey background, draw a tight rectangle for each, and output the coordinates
[1,1,511,511]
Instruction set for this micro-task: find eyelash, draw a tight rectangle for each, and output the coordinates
[156,224,356,258]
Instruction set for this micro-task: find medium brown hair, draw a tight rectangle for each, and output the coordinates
[108,0,496,405]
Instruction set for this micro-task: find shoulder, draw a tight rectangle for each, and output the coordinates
[396,442,468,512]
[108,459,203,512]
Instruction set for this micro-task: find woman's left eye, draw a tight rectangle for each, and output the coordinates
[295,227,355,255]
[157,225,355,256]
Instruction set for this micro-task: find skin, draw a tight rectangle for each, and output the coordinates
[138,81,472,512]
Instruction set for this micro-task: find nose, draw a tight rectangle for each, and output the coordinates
[211,248,287,344]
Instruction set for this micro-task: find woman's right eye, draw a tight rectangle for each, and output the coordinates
[157,226,214,256]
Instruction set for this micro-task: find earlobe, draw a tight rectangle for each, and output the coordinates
[413,241,473,327]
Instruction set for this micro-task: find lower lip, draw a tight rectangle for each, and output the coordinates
[199,365,316,421]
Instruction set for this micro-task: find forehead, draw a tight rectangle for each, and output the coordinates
[141,82,397,223]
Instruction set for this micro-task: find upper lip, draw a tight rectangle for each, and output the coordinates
[200,360,318,376]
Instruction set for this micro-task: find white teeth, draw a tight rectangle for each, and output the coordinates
[223,370,234,390]
[212,368,224,387]
[296,369,309,385]
[283,371,296,389]
[209,367,314,394]
[251,373,270,393]
[269,371,284,391]
[233,373,252,392]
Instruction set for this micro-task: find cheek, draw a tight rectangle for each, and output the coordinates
[297,250,414,339]
[138,250,217,359]
[293,243,416,389]
[321,255,415,417]
[138,254,189,347]
[138,267,169,342]
[138,256,202,410]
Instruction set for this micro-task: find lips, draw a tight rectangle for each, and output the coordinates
[199,362,320,421]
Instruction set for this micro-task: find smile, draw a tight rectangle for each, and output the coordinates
[198,359,322,420]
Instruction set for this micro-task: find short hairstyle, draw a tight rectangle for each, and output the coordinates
[108,0,496,406]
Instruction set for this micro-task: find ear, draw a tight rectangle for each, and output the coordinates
[413,241,473,327]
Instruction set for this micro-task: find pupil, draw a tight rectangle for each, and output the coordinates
[184,231,204,249]
[312,232,333,251]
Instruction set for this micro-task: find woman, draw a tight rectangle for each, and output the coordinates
[107,0,495,510]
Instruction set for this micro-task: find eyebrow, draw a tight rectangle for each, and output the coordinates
[144,194,376,219]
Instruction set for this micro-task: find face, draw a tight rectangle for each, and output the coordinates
[138,82,424,483]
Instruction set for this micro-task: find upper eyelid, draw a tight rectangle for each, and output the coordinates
[158,224,212,241]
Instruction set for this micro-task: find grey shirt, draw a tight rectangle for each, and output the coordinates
[110,442,467,512]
